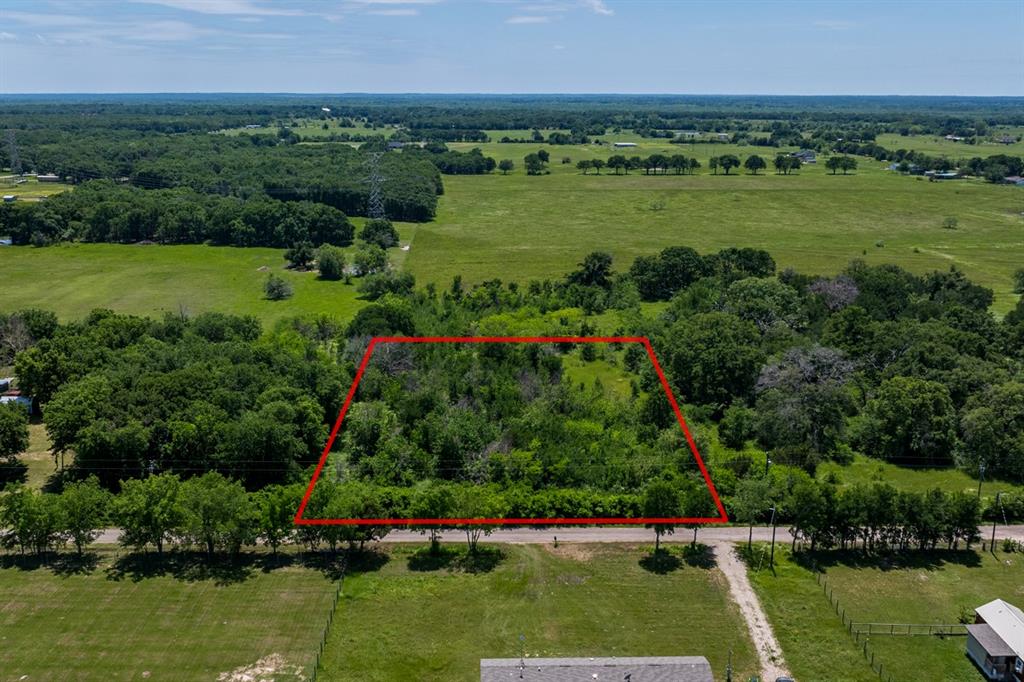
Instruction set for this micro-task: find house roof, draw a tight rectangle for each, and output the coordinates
[968,623,1018,658]
[976,599,1024,659]
[480,656,713,682]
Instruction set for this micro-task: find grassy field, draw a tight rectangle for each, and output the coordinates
[317,543,757,681]
[18,422,53,489]
[0,176,74,201]
[817,453,1024,499]
[408,153,1024,313]
[0,548,339,682]
[874,130,1024,158]
[746,545,1024,682]
[0,218,417,324]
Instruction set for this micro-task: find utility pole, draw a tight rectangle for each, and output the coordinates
[725,648,733,682]
[977,461,986,499]
[768,506,778,568]
[991,492,1001,553]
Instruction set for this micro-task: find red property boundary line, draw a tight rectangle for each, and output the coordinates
[294,336,729,526]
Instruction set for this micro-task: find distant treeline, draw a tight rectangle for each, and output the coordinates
[0,181,355,247]
[5,133,442,221]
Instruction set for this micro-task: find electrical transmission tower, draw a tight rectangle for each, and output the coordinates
[364,151,386,220]
[5,129,21,175]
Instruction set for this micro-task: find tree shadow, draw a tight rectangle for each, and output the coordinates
[791,548,983,573]
[407,545,503,574]
[639,548,682,574]
[0,459,28,485]
[682,543,716,570]
[460,546,503,574]
[0,551,99,576]
[105,551,256,586]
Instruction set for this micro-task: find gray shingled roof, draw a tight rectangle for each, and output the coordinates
[480,656,713,682]
[967,623,1017,658]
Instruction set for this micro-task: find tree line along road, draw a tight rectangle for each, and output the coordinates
[90,524,1024,546]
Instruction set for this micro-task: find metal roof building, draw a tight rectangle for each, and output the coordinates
[967,599,1024,681]
[480,656,714,682]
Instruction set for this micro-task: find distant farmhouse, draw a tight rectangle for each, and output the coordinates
[944,134,967,142]
[791,150,816,164]
[966,599,1024,681]
[480,656,714,681]
[36,174,60,182]
[0,383,32,412]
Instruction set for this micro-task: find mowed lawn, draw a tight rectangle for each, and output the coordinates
[747,546,1024,682]
[318,543,757,681]
[0,549,339,682]
[409,158,1024,313]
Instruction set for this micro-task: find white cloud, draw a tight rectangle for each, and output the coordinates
[133,0,308,16]
[580,0,612,15]
[552,43,565,50]
[506,15,550,24]
[0,32,16,41]
[367,8,420,15]
[346,0,441,5]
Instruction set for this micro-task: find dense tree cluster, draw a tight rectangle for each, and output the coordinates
[13,310,346,488]
[1,181,355,247]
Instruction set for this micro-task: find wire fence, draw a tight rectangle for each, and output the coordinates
[308,558,346,682]
[850,622,967,637]
[816,571,895,682]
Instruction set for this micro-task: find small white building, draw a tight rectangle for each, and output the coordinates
[612,141,638,148]
[967,599,1024,681]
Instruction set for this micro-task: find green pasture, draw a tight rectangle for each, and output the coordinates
[0,548,338,682]
[875,130,1024,158]
[407,157,1024,313]
[747,545,1024,682]
[0,220,416,324]
[317,543,757,681]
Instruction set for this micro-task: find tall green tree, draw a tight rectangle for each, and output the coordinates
[115,473,183,555]
[60,475,110,554]
[642,480,681,551]
[0,402,30,465]
[744,155,766,175]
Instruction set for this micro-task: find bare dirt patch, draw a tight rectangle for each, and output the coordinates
[542,543,595,562]
[217,654,303,682]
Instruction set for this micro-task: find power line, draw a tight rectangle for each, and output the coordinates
[5,129,21,175]
[364,151,386,220]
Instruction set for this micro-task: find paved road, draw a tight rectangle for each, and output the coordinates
[92,524,1024,545]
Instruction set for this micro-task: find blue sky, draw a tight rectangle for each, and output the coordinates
[1,0,1021,94]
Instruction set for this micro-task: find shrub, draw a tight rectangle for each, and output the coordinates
[359,218,400,249]
[316,244,346,281]
[264,274,293,300]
